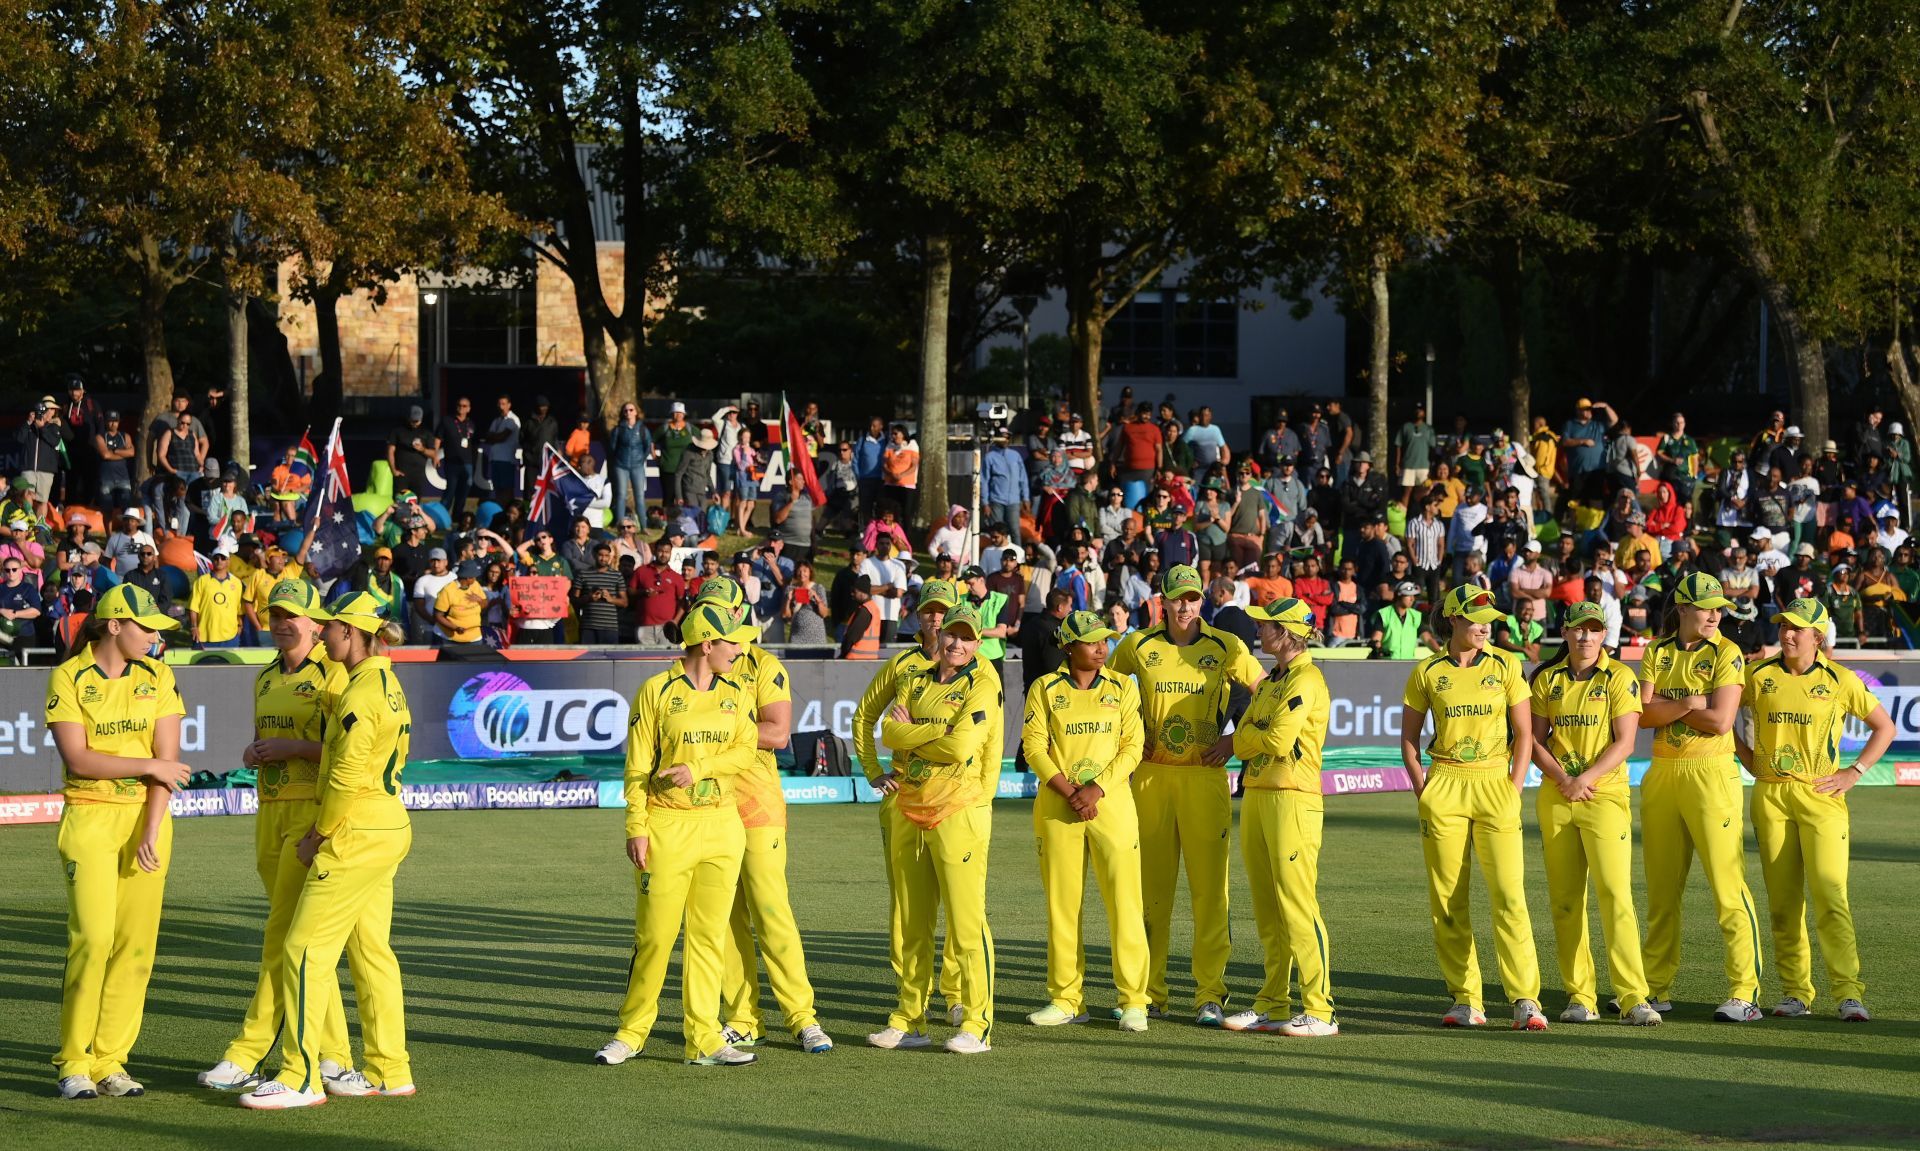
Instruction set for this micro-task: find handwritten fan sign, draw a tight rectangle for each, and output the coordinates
[509,575,572,619]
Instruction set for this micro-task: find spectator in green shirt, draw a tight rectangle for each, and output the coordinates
[658,402,695,509]
[1824,563,1863,640]
[1654,412,1701,503]
[1393,404,1441,502]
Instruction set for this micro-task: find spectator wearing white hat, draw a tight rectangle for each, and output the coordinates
[1888,420,1914,525]
[1753,529,1791,576]
[1874,505,1908,554]
[1507,538,1551,627]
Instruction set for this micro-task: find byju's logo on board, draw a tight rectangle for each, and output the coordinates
[448,671,626,758]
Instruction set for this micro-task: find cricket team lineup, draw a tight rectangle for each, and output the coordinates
[44,565,1891,1106]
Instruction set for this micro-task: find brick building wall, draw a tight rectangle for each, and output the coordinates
[276,268,421,397]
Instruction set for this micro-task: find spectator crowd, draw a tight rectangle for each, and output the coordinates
[7,374,1915,667]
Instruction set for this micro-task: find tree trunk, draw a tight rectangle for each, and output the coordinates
[1495,238,1531,439]
[1888,337,1920,436]
[310,286,344,434]
[1367,246,1392,459]
[1063,237,1101,438]
[227,283,250,469]
[134,235,176,482]
[1765,290,1828,446]
[917,233,953,532]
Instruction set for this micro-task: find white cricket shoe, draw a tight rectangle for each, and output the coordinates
[688,1045,756,1067]
[798,1025,834,1053]
[1838,999,1872,1023]
[1714,998,1764,1022]
[866,1027,931,1050]
[1560,1002,1599,1023]
[1221,1010,1284,1033]
[1027,1004,1088,1026]
[239,1080,327,1110]
[1280,1014,1339,1037]
[322,1068,376,1097]
[1195,1002,1226,1027]
[593,1039,636,1065]
[944,1031,990,1054]
[1771,997,1811,1018]
[1116,1008,1149,1033]
[1620,1002,1663,1027]
[1513,999,1550,1032]
[58,1075,98,1100]
[376,1083,416,1097]
[1441,1003,1487,1027]
[720,1026,760,1048]
[1612,996,1673,1014]
[97,1073,145,1097]
[945,1003,964,1027]
[199,1061,262,1091]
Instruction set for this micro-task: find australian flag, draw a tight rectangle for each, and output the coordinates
[304,419,360,582]
[524,443,596,541]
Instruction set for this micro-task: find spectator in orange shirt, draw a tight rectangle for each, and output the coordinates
[1243,552,1294,607]
[881,424,920,527]
[565,413,595,471]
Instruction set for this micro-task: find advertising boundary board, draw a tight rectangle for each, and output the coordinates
[4,655,1920,797]
[7,762,1912,827]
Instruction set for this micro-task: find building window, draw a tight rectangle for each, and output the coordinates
[430,288,537,366]
[1104,290,1236,378]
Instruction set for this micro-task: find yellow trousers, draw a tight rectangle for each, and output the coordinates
[1537,784,1648,1013]
[1034,785,1149,1015]
[223,800,350,1072]
[274,824,412,1093]
[886,803,994,1041]
[1641,759,1762,1004]
[879,795,975,1011]
[1133,762,1232,1010]
[54,802,172,1082]
[1240,789,1334,1020]
[1752,780,1862,1006]
[1417,764,1541,1010]
[721,824,820,1038]
[616,807,745,1060]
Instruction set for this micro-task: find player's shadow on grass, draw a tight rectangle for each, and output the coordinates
[1849,836,1920,863]
[0,1104,431,1149]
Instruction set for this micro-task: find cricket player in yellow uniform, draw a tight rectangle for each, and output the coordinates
[595,604,763,1068]
[47,584,191,1100]
[1108,564,1264,1024]
[1638,572,1763,1022]
[1400,584,1546,1030]
[1223,598,1338,1037]
[1739,598,1892,1022]
[240,592,416,1109]
[851,578,983,1025]
[1528,603,1660,1027]
[1021,610,1149,1031]
[202,581,358,1093]
[868,603,1001,1054]
[684,578,833,1055]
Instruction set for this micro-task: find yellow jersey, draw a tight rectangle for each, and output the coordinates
[253,651,348,803]
[623,659,761,837]
[1109,621,1265,767]
[1403,647,1527,768]
[1642,633,1744,762]
[1743,652,1879,782]
[1529,652,1640,789]
[729,644,792,829]
[434,579,487,644]
[1020,666,1144,788]
[190,572,245,643]
[314,655,412,838]
[1233,651,1330,794]
[46,647,185,804]
[882,660,1000,829]
[854,647,937,783]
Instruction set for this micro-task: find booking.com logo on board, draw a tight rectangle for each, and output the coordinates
[447,671,627,758]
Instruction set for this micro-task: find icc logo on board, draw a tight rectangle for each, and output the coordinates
[447,671,626,758]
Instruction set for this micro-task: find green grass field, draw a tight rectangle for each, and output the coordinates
[4,791,1919,1150]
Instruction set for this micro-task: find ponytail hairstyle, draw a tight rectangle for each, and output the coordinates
[375,620,406,651]
[71,614,113,660]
